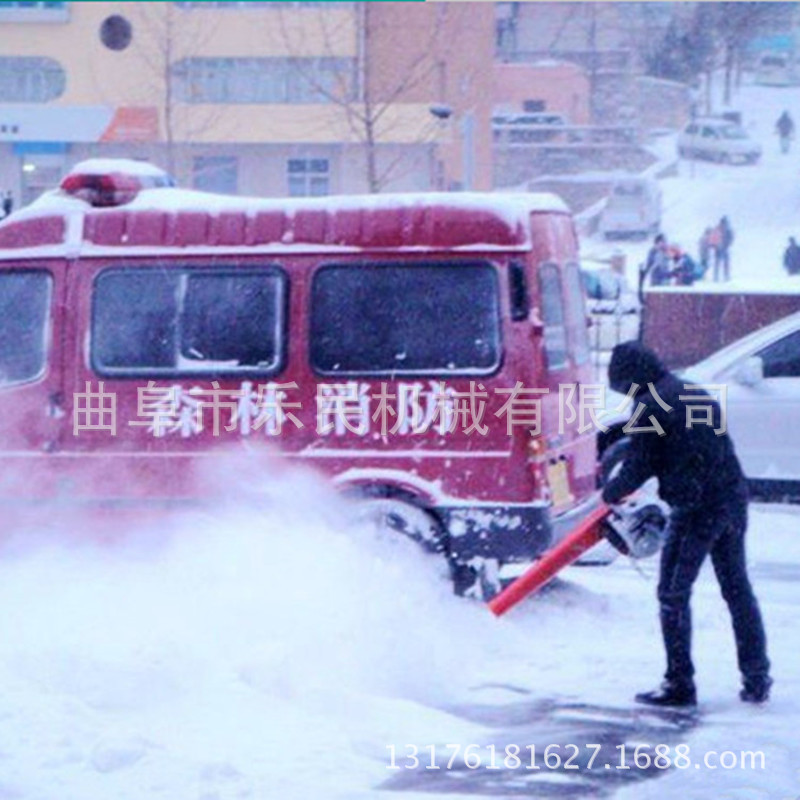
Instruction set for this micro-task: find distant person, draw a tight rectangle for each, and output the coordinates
[674,251,701,286]
[642,233,672,288]
[707,224,722,281]
[698,228,714,277]
[776,110,795,154]
[716,216,734,282]
[1,191,11,219]
[783,237,800,276]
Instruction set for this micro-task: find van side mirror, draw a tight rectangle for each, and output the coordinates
[734,356,764,387]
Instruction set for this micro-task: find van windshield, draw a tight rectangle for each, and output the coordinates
[0,271,51,387]
[311,262,500,375]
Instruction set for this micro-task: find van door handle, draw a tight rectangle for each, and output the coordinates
[47,391,66,419]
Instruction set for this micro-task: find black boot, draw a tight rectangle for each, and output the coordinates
[635,681,697,707]
[740,675,772,704]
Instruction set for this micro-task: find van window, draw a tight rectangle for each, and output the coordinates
[311,262,500,375]
[564,263,591,366]
[92,268,285,376]
[0,271,51,386]
[538,263,568,370]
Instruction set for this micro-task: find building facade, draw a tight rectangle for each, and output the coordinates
[0,1,494,205]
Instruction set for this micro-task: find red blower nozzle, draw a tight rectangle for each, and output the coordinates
[488,503,611,616]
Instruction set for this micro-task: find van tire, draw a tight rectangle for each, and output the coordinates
[348,485,446,555]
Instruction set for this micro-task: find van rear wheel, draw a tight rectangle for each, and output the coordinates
[346,484,446,550]
[348,485,484,597]
[354,493,445,554]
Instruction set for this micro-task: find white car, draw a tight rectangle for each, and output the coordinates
[677,118,762,165]
[599,177,662,240]
[600,312,800,498]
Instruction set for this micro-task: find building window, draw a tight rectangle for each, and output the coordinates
[171,57,356,104]
[0,57,65,102]
[99,14,132,51]
[0,1,69,21]
[92,268,286,377]
[192,156,238,195]
[287,158,329,197]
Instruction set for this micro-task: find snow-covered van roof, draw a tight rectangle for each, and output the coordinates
[0,160,569,259]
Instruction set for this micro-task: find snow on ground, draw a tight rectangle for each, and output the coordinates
[584,76,800,295]
[1,457,798,799]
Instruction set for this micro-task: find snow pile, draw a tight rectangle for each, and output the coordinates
[0,455,527,799]
[1,458,798,798]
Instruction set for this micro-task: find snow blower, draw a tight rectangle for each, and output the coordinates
[488,497,668,616]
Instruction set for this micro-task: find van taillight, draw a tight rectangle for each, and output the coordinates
[527,435,551,503]
[60,172,142,207]
[527,435,545,460]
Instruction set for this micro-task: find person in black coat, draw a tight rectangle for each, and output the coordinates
[716,216,734,281]
[602,341,771,707]
[783,237,800,276]
[776,110,794,154]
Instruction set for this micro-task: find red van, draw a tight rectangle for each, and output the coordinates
[0,159,600,594]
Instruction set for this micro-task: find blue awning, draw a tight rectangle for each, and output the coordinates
[12,141,69,155]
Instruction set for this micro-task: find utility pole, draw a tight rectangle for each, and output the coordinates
[588,3,598,123]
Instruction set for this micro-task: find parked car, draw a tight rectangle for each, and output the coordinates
[580,260,640,352]
[755,51,800,87]
[599,311,800,499]
[599,177,662,240]
[677,118,762,164]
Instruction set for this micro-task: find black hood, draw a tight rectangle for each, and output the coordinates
[608,341,667,395]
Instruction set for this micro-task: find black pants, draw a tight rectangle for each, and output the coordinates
[657,494,769,687]
[715,248,730,281]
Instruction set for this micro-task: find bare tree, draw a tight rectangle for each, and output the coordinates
[129,3,225,177]
[278,4,468,193]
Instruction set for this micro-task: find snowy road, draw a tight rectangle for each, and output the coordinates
[371,505,800,800]
[381,698,699,796]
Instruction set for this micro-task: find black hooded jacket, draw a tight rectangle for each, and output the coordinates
[602,341,745,509]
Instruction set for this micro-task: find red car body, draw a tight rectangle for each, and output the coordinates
[0,161,599,573]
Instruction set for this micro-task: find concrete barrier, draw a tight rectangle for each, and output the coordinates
[641,289,800,367]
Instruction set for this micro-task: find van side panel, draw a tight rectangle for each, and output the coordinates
[528,212,597,509]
